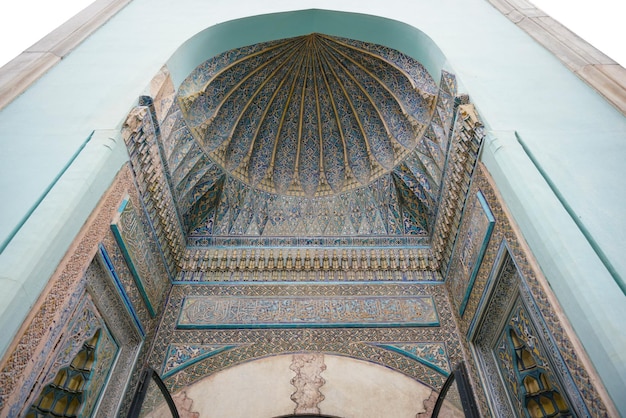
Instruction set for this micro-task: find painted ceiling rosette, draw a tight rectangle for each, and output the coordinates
[178,33,437,198]
[164,34,455,237]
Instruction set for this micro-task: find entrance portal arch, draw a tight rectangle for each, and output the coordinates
[150,353,462,418]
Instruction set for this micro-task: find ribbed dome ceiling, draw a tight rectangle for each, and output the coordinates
[178,33,438,198]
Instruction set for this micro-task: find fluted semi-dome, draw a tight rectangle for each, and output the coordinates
[178,33,438,197]
[162,33,456,237]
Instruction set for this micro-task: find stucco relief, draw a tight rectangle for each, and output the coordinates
[0,167,132,414]
[456,164,612,417]
[290,353,326,414]
[446,191,494,315]
[111,195,170,316]
[0,166,170,417]
[172,391,200,418]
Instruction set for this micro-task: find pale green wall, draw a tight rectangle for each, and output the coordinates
[0,1,624,413]
[165,10,448,89]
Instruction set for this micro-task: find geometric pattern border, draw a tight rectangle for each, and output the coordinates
[374,342,451,376]
[446,189,495,316]
[111,196,161,317]
[97,244,145,336]
[162,343,239,378]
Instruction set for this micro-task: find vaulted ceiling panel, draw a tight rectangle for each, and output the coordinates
[157,33,466,240]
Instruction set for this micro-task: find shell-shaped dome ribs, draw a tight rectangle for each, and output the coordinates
[179,33,437,197]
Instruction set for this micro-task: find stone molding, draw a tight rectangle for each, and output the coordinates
[0,0,132,110]
[487,0,626,114]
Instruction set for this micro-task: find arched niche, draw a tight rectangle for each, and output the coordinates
[148,353,462,418]
[165,9,450,89]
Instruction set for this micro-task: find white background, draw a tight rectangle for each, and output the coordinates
[0,0,624,68]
